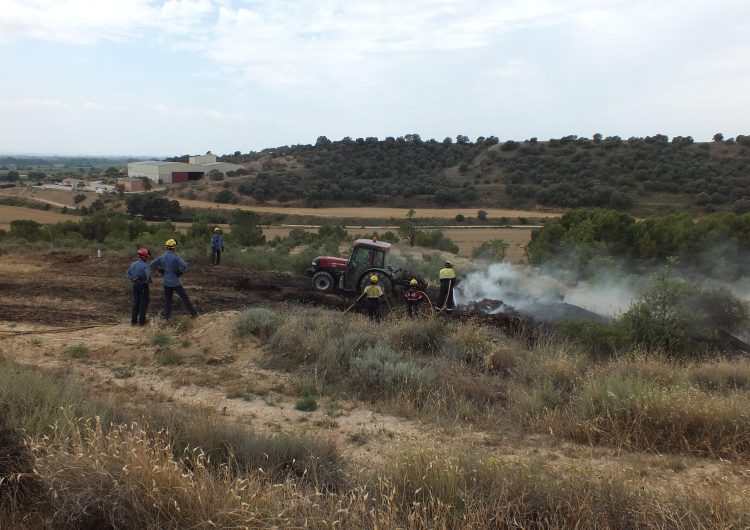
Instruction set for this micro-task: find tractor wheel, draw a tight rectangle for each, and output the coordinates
[312,271,335,292]
[358,273,392,297]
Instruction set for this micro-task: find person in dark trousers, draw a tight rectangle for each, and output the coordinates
[151,238,198,319]
[125,247,152,326]
[404,278,425,318]
[437,260,456,315]
[210,227,224,265]
[363,274,384,321]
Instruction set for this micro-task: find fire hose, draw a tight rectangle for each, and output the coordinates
[439,278,454,312]
[343,292,366,314]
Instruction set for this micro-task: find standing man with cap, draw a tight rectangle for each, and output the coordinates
[210,227,224,266]
[363,274,384,321]
[151,239,198,319]
[125,247,152,326]
[437,260,456,316]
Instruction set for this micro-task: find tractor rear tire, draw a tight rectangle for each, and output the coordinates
[312,271,335,292]
[358,273,392,296]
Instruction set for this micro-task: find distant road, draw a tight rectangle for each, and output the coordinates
[177,199,562,220]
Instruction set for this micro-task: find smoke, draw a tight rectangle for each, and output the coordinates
[456,262,640,318]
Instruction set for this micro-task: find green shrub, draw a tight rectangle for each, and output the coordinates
[64,344,89,359]
[349,345,434,397]
[156,350,181,366]
[152,333,173,348]
[557,319,631,359]
[235,307,279,339]
[294,395,318,412]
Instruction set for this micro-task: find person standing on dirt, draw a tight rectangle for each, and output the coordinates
[125,247,152,326]
[404,278,426,318]
[210,227,224,266]
[363,274,384,321]
[436,261,456,316]
[151,239,198,319]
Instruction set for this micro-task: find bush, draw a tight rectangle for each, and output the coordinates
[557,320,631,359]
[349,345,434,397]
[235,308,279,339]
[294,395,318,411]
[64,344,89,359]
[388,318,445,355]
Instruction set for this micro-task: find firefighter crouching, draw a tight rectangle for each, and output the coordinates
[363,274,384,321]
[437,260,456,315]
[405,278,425,318]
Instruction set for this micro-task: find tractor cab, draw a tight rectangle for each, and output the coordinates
[343,238,392,291]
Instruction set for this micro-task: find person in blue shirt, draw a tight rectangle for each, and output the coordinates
[125,247,152,326]
[210,227,225,266]
[151,239,198,319]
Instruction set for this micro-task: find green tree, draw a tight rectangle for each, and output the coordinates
[208,169,225,181]
[230,210,265,246]
[472,239,508,261]
[10,220,45,241]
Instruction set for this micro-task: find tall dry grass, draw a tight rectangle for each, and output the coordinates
[8,416,750,529]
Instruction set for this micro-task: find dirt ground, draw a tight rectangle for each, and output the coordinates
[0,204,73,230]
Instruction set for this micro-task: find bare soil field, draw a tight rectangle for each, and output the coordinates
[263,225,533,260]
[0,204,74,229]
[0,251,741,491]
[177,198,562,220]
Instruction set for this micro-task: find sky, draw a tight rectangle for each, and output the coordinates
[0,0,749,157]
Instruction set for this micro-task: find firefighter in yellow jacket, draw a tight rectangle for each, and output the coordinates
[363,274,384,321]
[437,261,456,315]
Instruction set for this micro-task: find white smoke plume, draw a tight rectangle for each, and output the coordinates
[456,262,639,318]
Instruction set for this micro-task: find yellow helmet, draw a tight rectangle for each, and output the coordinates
[166,238,177,248]
[444,260,453,268]
[370,275,379,283]
[410,279,418,286]
[213,227,221,232]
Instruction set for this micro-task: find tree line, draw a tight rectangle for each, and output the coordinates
[214,133,750,212]
[526,208,750,280]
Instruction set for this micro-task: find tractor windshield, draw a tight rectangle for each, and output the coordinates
[350,246,386,269]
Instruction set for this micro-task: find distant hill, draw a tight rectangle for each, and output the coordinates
[208,134,750,215]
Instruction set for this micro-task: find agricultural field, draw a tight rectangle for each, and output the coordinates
[2,245,750,528]
[176,198,562,221]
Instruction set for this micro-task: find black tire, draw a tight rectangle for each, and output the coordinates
[312,271,335,292]
[358,273,392,296]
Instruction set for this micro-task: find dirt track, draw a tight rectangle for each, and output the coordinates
[0,250,349,326]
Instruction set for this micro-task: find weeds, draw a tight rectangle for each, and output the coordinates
[155,350,181,366]
[152,333,172,348]
[235,307,280,340]
[294,395,318,412]
[112,365,134,379]
[64,344,89,359]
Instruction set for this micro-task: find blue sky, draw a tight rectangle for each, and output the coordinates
[1,0,748,156]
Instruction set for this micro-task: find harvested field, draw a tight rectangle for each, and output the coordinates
[177,198,562,220]
[0,204,74,229]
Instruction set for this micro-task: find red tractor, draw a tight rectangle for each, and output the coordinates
[305,238,427,296]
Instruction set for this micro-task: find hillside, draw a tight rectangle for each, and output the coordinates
[192,134,750,215]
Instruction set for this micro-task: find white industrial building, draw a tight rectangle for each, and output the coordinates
[127,152,242,184]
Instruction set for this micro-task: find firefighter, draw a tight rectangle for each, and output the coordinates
[210,227,224,266]
[125,247,152,326]
[363,274,384,321]
[436,260,456,315]
[405,278,425,318]
[151,239,198,319]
